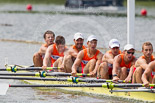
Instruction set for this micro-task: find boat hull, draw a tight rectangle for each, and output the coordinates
[23,79,155,102]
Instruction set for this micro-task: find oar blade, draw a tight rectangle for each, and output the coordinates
[0,83,9,95]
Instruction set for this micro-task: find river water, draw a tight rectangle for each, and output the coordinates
[0,4,155,103]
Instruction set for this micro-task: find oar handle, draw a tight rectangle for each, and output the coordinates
[6,67,17,72]
[76,73,91,76]
[46,67,60,70]
[3,67,59,72]
[148,84,155,87]
[118,80,132,83]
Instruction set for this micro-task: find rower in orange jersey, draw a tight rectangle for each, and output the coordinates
[42,35,68,72]
[63,33,86,73]
[33,30,55,67]
[112,44,137,82]
[72,35,103,77]
[97,39,121,79]
[133,42,154,83]
[142,61,155,87]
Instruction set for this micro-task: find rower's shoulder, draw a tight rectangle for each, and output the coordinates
[47,44,54,49]
[104,50,114,57]
[39,44,48,51]
[68,46,76,52]
[136,56,145,63]
[115,54,122,59]
[113,54,122,63]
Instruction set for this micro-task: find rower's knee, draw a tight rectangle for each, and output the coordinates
[84,59,96,73]
[135,67,143,74]
[64,55,73,73]
[89,59,96,66]
[121,67,128,74]
[101,62,107,68]
[66,55,72,60]
[65,55,72,64]
[99,62,104,69]
[33,52,43,67]
[33,52,41,60]
[100,62,108,73]
[57,57,63,63]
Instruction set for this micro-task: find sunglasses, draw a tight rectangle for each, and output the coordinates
[112,47,119,49]
[127,51,134,55]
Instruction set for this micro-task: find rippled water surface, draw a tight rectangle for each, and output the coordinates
[0,4,155,103]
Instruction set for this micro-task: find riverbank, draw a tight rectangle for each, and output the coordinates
[0,0,65,5]
[0,0,155,7]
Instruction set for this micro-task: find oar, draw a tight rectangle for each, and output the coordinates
[0,72,90,77]
[0,83,155,95]
[7,83,155,88]
[0,67,59,72]
[0,76,133,83]
[110,88,155,92]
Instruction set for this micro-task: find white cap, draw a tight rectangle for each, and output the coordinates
[109,39,120,48]
[124,44,135,51]
[74,32,84,40]
[87,35,98,42]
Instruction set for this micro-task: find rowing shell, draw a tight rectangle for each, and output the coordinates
[21,77,155,102]
[4,65,155,102]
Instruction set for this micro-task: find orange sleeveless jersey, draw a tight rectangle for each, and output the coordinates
[120,54,135,68]
[141,55,154,61]
[50,44,64,65]
[72,45,86,52]
[81,49,100,66]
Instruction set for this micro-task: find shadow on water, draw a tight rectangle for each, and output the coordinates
[34,87,132,103]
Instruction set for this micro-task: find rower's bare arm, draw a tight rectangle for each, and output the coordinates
[101,54,107,62]
[124,58,136,82]
[106,53,115,64]
[127,58,136,78]
[137,58,148,70]
[72,51,84,73]
[125,65,134,82]
[142,61,154,86]
[112,55,121,75]
[69,48,78,58]
[61,47,69,67]
[94,52,103,73]
[43,45,53,67]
